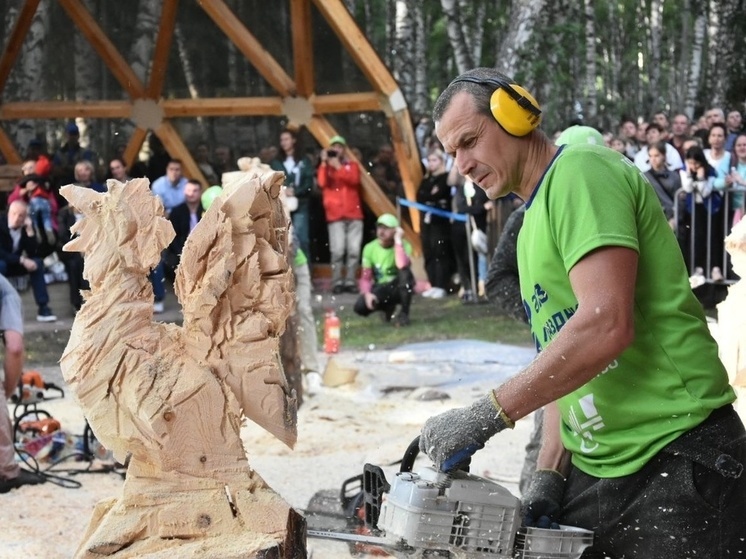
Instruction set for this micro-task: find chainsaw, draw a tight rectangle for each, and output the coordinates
[307,437,593,558]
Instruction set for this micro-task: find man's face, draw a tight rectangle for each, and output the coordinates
[184,182,202,204]
[708,126,725,150]
[621,121,637,139]
[646,128,661,144]
[653,113,669,130]
[166,163,182,182]
[8,203,27,229]
[706,108,724,125]
[727,111,742,132]
[436,91,516,200]
[214,146,230,163]
[671,115,689,137]
[376,224,395,246]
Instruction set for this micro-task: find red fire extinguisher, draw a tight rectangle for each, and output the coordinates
[324,310,341,354]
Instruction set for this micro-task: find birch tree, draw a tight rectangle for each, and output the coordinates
[494,0,544,78]
[684,4,707,119]
[129,0,161,85]
[5,0,50,151]
[583,0,597,123]
[394,0,428,115]
[440,0,475,74]
[73,0,100,148]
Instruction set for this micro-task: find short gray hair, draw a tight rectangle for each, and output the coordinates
[433,67,514,124]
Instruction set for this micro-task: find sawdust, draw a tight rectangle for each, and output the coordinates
[1,349,534,558]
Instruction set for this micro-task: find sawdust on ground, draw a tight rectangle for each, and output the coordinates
[1,347,533,559]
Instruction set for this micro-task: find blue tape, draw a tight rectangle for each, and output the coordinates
[398,197,467,222]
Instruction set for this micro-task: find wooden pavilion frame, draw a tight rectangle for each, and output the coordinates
[0,0,423,247]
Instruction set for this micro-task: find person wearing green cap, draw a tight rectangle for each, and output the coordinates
[317,135,364,294]
[419,67,745,557]
[354,213,414,326]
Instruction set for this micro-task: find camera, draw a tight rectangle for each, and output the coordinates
[326,149,339,158]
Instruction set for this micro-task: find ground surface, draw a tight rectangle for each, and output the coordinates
[3,282,535,558]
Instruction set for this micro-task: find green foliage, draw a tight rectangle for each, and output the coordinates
[321,296,532,351]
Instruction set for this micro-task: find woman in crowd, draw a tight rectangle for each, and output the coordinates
[416,149,453,298]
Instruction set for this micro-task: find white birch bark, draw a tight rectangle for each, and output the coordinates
[440,0,474,74]
[129,0,161,85]
[73,0,100,147]
[684,9,706,119]
[5,1,50,151]
[494,0,544,78]
[583,0,597,122]
[648,0,662,109]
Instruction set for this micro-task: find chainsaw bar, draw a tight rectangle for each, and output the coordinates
[306,528,392,547]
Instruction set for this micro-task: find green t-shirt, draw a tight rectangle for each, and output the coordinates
[518,144,735,478]
[361,239,412,284]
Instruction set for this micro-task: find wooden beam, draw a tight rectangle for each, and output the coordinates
[311,0,398,95]
[0,100,131,120]
[311,92,381,113]
[161,97,284,117]
[154,121,208,186]
[199,0,296,97]
[0,127,22,164]
[58,0,145,98]
[388,113,422,232]
[122,127,148,174]
[290,0,314,97]
[0,0,41,92]
[146,0,179,99]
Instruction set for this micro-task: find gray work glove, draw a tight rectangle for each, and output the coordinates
[521,469,566,529]
[419,392,513,472]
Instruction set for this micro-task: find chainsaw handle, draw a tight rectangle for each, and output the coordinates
[400,436,421,473]
[401,435,472,474]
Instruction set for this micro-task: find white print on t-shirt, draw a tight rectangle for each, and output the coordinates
[568,393,605,454]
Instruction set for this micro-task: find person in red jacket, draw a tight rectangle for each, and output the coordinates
[317,135,364,294]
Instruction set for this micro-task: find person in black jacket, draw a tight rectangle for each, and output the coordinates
[164,179,203,279]
[0,200,56,321]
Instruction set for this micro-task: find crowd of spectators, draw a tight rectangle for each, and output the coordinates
[1,107,743,325]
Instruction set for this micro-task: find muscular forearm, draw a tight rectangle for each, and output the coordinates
[495,246,637,422]
[495,303,633,421]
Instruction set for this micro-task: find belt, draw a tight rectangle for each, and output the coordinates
[663,405,743,479]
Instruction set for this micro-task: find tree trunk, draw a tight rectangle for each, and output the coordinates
[583,0,597,123]
[648,0,662,111]
[684,6,706,119]
[494,0,544,78]
[5,0,50,152]
[73,0,101,150]
[440,0,474,74]
[129,0,161,85]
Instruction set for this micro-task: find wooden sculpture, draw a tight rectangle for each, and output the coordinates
[717,218,746,422]
[59,172,305,558]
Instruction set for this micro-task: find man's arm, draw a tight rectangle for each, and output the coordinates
[496,245,638,421]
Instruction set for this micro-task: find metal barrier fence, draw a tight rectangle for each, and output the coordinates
[673,185,745,285]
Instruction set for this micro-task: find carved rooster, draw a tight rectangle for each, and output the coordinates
[59,171,304,558]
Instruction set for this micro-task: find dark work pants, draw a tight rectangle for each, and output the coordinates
[0,259,49,308]
[560,405,746,558]
[353,268,415,318]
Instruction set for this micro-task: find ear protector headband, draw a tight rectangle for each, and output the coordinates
[451,76,542,137]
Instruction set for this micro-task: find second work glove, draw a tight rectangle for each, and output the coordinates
[419,392,513,472]
[521,469,566,529]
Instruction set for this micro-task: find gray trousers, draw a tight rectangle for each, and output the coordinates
[327,219,362,288]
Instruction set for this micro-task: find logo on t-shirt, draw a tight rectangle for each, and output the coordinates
[568,393,605,454]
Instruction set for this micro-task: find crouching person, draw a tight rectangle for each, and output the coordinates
[354,213,414,326]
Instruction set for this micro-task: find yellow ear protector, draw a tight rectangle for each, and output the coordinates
[451,76,542,137]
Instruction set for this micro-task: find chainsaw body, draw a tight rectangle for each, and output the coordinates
[378,465,521,557]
